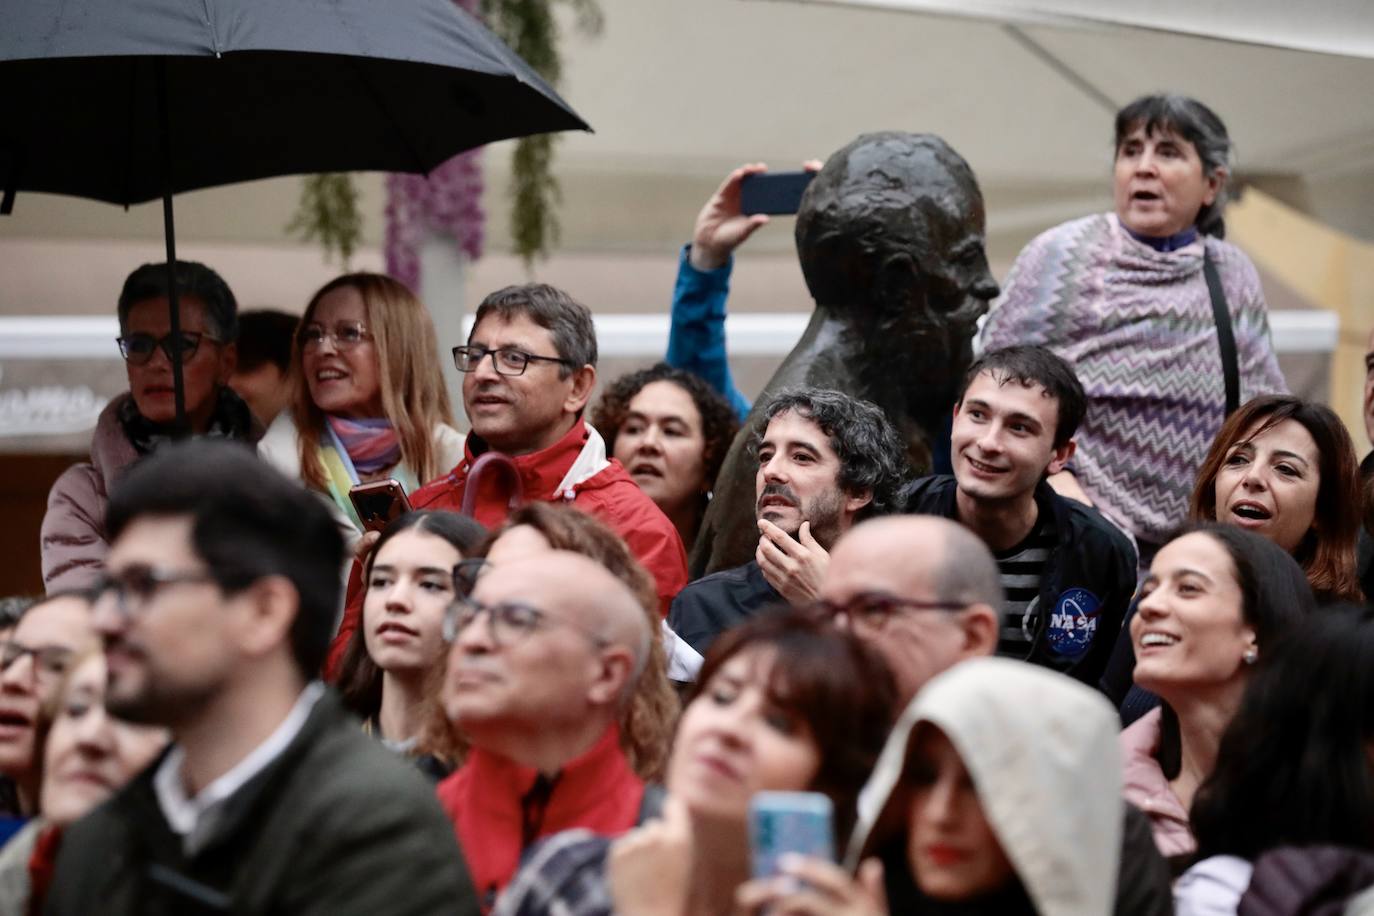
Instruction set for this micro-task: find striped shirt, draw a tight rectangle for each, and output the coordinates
[994,517,1055,658]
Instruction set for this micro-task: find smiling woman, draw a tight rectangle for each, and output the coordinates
[258,273,466,546]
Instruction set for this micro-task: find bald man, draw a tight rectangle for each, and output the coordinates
[436,551,653,908]
[819,516,1001,702]
[822,516,1173,916]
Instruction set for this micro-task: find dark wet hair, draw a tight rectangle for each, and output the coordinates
[956,345,1087,447]
[470,283,597,377]
[106,440,342,681]
[688,610,899,843]
[1114,94,1233,237]
[337,511,487,723]
[117,260,239,341]
[235,309,298,373]
[1192,605,1374,860]
[1190,395,1363,603]
[592,362,740,494]
[749,387,910,520]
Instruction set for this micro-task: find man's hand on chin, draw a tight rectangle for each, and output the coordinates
[756,518,829,607]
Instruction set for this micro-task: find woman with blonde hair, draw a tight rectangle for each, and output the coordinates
[260,272,464,544]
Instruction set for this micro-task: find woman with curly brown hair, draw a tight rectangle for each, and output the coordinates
[427,502,681,782]
[592,363,739,553]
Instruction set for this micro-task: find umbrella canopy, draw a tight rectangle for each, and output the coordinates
[0,0,589,207]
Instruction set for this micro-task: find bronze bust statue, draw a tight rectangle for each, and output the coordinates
[691,132,1000,576]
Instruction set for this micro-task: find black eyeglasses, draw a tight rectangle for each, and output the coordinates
[116,331,217,366]
[300,321,372,350]
[0,642,75,681]
[802,591,968,632]
[452,345,576,377]
[92,566,219,621]
[442,595,609,648]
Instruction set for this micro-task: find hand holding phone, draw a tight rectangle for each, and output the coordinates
[739,171,816,216]
[348,479,412,533]
[749,791,835,881]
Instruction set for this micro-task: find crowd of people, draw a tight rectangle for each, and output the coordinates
[8,91,1374,914]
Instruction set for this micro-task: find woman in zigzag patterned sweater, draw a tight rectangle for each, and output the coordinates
[981,93,1287,562]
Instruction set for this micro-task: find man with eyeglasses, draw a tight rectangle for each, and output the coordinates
[669,387,910,654]
[45,441,478,916]
[41,260,262,594]
[435,550,652,909]
[410,282,687,616]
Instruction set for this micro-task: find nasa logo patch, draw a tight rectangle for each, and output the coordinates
[1046,587,1101,658]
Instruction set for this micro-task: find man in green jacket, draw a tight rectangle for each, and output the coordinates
[46,440,478,915]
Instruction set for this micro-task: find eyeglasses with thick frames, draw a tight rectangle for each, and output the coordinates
[300,321,372,350]
[442,595,610,648]
[802,591,968,631]
[0,642,75,681]
[452,345,576,377]
[92,566,219,621]
[116,331,218,366]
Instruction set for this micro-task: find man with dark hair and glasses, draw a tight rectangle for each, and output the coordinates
[41,260,262,594]
[0,591,98,827]
[435,550,651,908]
[410,282,688,616]
[45,441,478,916]
[902,345,1137,686]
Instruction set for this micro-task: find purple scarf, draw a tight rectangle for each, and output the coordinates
[326,416,402,475]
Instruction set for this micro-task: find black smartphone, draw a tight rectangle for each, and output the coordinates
[739,171,816,216]
[348,479,412,533]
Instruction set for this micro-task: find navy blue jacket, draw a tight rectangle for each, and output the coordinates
[903,475,1137,686]
[668,560,781,655]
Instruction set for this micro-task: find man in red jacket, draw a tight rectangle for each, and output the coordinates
[437,551,651,911]
[325,284,688,675]
[416,283,687,612]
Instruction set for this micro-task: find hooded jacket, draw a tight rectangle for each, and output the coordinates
[324,418,688,676]
[902,475,1138,686]
[848,658,1132,916]
[40,392,261,593]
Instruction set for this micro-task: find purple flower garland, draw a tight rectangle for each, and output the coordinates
[384,0,486,290]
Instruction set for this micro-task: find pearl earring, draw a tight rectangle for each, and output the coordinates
[1243,648,1258,665]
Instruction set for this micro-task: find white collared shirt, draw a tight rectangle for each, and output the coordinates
[153,681,326,854]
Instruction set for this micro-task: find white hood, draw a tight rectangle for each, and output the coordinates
[847,657,1122,916]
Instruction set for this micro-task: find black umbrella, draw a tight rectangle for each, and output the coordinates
[0,0,590,430]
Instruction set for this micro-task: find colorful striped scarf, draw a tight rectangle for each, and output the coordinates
[326,415,402,475]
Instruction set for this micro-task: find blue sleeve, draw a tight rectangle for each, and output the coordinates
[666,244,751,421]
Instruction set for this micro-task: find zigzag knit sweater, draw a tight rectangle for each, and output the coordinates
[980,213,1287,547]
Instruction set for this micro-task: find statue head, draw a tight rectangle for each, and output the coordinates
[795,133,999,334]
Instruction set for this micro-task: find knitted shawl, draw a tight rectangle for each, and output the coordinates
[980,213,1287,546]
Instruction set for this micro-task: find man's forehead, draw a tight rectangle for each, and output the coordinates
[825,526,941,596]
[468,311,556,350]
[107,514,199,568]
[965,371,1059,418]
[763,410,829,448]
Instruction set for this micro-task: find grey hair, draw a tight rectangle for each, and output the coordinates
[1114,94,1235,237]
[471,283,597,378]
[748,386,911,520]
[931,523,1004,610]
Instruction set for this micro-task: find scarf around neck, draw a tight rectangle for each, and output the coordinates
[118,386,255,456]
[326,415,402,475]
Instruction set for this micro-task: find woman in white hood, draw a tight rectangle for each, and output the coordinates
[740,656,1133,915]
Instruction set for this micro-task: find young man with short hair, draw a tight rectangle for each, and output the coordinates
[46,441,477,915]
[903,345,1137,685]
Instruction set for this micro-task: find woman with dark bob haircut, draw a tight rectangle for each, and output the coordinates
[337,510,485,777]
[1177,605,1374,911]
[591,362,739,552]
[493,611,898,916]
[1119,524,1315,861]
[1189,394,1363,603]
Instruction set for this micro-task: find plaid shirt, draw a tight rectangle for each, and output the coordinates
[493,830,614,916]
